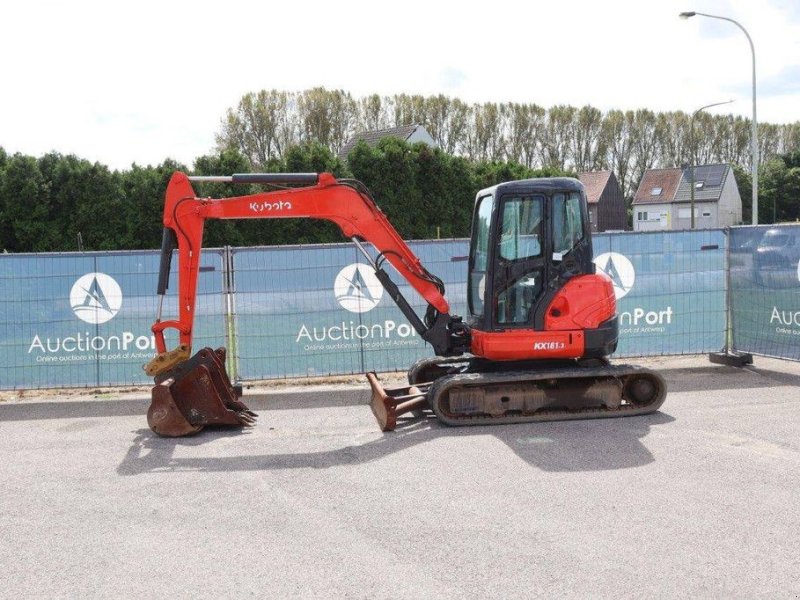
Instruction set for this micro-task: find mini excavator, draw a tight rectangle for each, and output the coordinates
[144,172,666,436]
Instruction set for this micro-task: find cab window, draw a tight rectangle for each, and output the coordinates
[498,196,543,261]
[469,194,493,316]
[552,192,584,255]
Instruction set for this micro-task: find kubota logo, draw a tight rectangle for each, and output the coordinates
[334,263,383,313]
[70,273,122,324]
[594,252,635,299]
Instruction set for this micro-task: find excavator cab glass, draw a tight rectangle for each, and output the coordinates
[468,194,493,318]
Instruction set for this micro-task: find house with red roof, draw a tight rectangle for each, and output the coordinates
[578,170,627,232]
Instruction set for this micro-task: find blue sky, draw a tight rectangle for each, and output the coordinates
[1,0,798,170]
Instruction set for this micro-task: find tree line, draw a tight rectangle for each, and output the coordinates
[2,86,799,253]
[217,87,800,197]
[0,142,565,252]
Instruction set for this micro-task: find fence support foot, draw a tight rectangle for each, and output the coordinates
[709,351,753,367]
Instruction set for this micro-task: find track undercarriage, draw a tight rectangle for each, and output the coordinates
[368,356,667,431]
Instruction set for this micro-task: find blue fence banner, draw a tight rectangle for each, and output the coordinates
[593,229,727,357]
[231,240,469,379]
[0,250,227,389]
[3,226,797,390]
[730,225,800,360]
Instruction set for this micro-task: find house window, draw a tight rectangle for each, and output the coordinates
[637,211,660,222]
[650,187,662,196]
[678,208,700,219]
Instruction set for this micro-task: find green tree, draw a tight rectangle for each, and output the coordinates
[505,103,545,168]
[392,94,427,128]
[216,90,297,167]
[297,88,357,154]
[540,105,576,170]
[192,149,254,248]
[357,94,390,132]
[0,148,11,250]
[759,150,800,223]
[0,154,51,251]
[412,145,474,238]
[731,164,752,224]
[279,142,348,244]
[572,105,607,172]
[119,159,187,250]
[24,153,126,251]
[348,137,421,238]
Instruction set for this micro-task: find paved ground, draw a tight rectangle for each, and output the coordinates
[1,355,799,599]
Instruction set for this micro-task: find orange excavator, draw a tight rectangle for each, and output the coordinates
[144,172,666,436]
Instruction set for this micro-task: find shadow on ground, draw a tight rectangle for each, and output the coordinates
[117,410,675,477]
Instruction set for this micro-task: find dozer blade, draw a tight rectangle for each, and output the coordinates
[366,372,428,432]
[147,347,257,437]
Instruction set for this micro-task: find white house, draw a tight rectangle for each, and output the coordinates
[632,164,742,231]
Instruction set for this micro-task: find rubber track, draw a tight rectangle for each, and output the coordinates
[426,364,667,427]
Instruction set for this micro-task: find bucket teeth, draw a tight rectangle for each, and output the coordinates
[147,347,257,437]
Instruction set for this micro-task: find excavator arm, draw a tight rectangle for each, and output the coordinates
[147,171,469,377]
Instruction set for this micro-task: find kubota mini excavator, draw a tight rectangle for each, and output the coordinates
[144,172,666,436]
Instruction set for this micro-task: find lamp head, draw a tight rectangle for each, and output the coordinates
[679,11,696,19]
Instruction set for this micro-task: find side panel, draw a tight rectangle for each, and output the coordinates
[470,329,584,360]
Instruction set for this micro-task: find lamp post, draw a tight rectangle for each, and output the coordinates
[690,100,734,229]
[679,11,758,225]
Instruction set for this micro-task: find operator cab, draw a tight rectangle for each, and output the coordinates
[467,178,593,332]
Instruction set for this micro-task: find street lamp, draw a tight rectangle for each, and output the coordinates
[679,11,758,225]
[690,100,734,229]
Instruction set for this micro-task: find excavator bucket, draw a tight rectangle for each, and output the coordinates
[146,347,257,437]
[366,372,428,432]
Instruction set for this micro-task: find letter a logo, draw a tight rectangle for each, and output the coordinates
[334,263,383,313]
[70,273,123,324]
[593,252,635,299]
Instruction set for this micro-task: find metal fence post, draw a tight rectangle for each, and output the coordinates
[223,246,240,382]
[709,227,753,367]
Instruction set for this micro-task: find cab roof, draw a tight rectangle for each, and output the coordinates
[477,177,585,199]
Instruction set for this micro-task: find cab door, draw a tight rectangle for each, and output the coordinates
[490,194,547,329]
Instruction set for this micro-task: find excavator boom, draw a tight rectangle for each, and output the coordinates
[151,172,466,357]
[145,172,469,435]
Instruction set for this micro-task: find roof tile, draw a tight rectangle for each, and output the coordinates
[578,171,612,204]
[632,168,682,205]
[339,124,421,158]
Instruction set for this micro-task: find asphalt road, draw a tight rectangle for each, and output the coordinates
[1,356,799,599]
